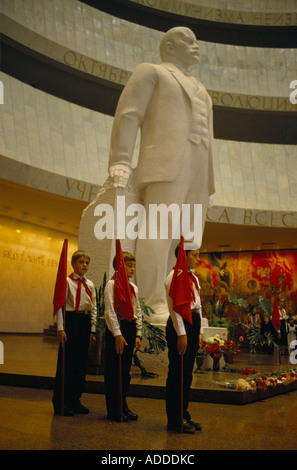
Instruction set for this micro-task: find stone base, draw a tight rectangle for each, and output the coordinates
[78,180,139,288]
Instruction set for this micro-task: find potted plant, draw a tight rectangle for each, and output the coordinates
[245,326,279,355]
[132,298,167,377]
[209,294,230,328]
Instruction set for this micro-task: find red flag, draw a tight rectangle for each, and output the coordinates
[169,237,193,324]
[113,239,134,321]
[53,239,68,316]
[271,296,281,330]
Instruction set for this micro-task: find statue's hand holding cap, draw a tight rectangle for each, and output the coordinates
[109,164,131,188]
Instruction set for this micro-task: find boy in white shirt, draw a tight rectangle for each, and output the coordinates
[165,241,203,434]
[104,252,142,422]
[53,250,97,416]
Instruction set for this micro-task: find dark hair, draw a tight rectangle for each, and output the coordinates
[174,240,195,258]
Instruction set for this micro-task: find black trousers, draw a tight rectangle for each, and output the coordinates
[52,311,91,412]
[165,310,201,426]
[280,319,288,346]
[104,320,136,418]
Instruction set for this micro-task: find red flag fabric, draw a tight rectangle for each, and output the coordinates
[113,239,134,321]
[169,237,193,324]
[271,296,281,330]
[53,239,68,316]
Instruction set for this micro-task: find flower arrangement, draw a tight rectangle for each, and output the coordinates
[236,378,252,391]
[242,368,257,375]
[206,334,225,359]
[222,337,243,362]
[222,370,297,392]
[247,371,297,392]
[196,334,243,372]
[205,334,243,359]
[197,340,208,358]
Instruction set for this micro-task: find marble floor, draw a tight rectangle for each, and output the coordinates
[0,334,297,451]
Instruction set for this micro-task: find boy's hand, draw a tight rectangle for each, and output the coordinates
[115,335,128,355]
[134,337,141,352]
[90,333,96,343]
[57,330,67,346]
[177,335,187,355]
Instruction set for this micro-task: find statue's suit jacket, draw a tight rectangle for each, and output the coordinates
[109,61,215,196]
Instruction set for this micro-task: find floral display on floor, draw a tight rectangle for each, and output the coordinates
[219,368,297,392]
[195,330,297,400]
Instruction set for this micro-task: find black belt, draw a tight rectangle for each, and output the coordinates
[191,308,200,314]
[66,310,90,314]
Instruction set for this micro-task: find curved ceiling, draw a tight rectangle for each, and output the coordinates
[84,0,297,48]
[2,35,297,145]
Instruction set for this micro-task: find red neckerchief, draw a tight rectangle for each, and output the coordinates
[189,271,199,301]
[69,273,92,312]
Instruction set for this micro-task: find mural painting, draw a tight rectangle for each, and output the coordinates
[196,250,297,331]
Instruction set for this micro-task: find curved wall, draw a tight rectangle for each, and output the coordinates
[1,72,297,212]
[1,0,297,213]
[2,1,296,95]
[0,0,296,333]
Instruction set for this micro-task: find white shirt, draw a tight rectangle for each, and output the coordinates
[164,269,204,336]
[279,308,287,320]
[104,279,142,337]
[55,273,97,332]
[276,307,288,333]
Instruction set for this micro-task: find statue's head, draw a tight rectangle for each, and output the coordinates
[160,27,199,67]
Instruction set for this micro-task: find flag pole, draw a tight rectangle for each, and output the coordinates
[180,353,184,433]
[118,352,123,422]
[60,305,65,416]
[53,238,68,417]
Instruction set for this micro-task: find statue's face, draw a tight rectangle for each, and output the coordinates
[169,29,199,67]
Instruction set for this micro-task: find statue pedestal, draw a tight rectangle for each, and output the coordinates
[78,179,170,324]
[78,180,139,288]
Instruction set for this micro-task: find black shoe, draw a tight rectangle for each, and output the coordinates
[124,409,138,421]
[73,401,89,414]
[187,419,202,431]
[167,420,195,434]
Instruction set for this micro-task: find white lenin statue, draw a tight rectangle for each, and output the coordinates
[107,27,215,323]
